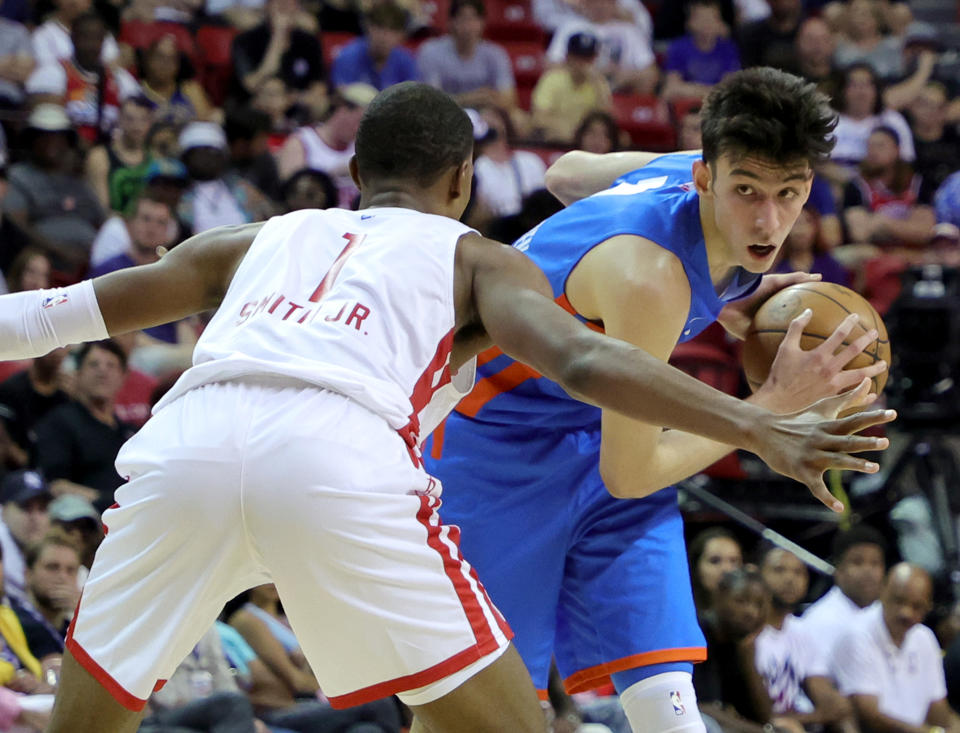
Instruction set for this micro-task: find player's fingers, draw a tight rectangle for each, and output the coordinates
[819,313,861,354]
[803,473,844,513]
[820,450,882,474]
[832,362,886,392]
[782,308,813,348]
[814,377,872,415]
[816,432,890,453]
[829,329,879,368]
[824,408,897,436]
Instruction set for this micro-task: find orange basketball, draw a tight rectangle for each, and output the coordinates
[742,282,891,395]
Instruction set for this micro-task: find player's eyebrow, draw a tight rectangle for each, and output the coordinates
[729,168,809,183]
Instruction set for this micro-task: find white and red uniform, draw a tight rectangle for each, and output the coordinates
[67,208,511,711]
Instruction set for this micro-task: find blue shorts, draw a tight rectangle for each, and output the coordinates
[425,413,705,694]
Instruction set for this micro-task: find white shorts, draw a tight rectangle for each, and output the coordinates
[66,378,512,711]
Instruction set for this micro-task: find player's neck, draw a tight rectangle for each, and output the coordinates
[361,189,449,218]
[698,196,738,287]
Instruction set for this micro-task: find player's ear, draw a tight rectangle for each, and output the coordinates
[348,156,361,188]
[693,160,712,197]
[449,159,472,201]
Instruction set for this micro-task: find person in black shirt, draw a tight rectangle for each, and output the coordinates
[910,82,960,192]
[32,340,135,513]
[231,0,326,116]
[694,568,774,732]
[0,348,71,467]
[737,0,804,71]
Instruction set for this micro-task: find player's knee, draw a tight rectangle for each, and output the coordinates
[619,671,706,733]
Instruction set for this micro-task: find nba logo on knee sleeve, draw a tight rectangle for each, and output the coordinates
[669,690,686,716]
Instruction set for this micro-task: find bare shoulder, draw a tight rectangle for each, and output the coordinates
[568,234,689,321]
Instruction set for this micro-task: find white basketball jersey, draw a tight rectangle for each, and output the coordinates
[155,208,478,459]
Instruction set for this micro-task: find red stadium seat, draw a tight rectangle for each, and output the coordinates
[610,93,676,150]
[485,0,545,43]
[195,25,238,106]
[321,31,359,69]
[421,0,451,33]
[504,40,545,88]
[119,20,196,60]
[669,96,702,123]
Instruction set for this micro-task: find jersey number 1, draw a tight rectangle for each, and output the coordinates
[309,232,366,303]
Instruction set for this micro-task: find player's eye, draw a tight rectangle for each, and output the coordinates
[736,185,754,196]
[779,189,799,199]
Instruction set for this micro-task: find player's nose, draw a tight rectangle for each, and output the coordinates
[754,200,779,238]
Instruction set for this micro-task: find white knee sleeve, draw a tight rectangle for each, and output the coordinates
[0,282,109,360]
[619,671,706,733]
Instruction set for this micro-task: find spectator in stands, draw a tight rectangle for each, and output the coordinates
[531,32,610,144]
[0,346,70,470]
[331,2,418,91]
[250,75,300,149]
[226,108,282,203]
[737,0,803,71]
[487,188,563,246]
[177,121,275,235]
[832,563,960,733]
[138,34,215,126]
[232,0,327,115]
[828,63,915,182]
[26,12,140,146]
[3,104,105,276]
[791,16,837,94]
[882,24,941,113]
[4,249,51,295]
[33,340,136,513]
[546,0,658,94]
[843,126,937,248]
[277,83,376,207]
[141,625,268,733]
[652,0,736,42]
[281,168,338,212]
[677,104,702,149]
[417,0,516,111]
[572,110,621,154]
[756,545,854,729]
[31,0,120,69]
[0,471,51,602]
[89,159,187,269]
[689,526,743,612]
[84,95,154,213]
[802,525,886,678]
[936,171,960,229]
[473,104,547,217]
[88,193,173,278]
[694,568,774,729]
[910,82,960,193]
[47,494,101,577]
[0,164,32,289]
[775,207,850,285]
[833,0,904,81]
[10,533,80,663]
[804,174,844,249]
[661,0,740,102]
[0,17,34,110]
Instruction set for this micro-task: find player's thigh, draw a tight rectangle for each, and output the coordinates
[408,644,547,733]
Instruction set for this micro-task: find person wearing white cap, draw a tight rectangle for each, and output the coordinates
[178,121,275,235]
[277,82,377,208]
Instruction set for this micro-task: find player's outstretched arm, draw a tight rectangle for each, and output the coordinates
[462,235,894,510]
[0,223,262,361]
[545,149,699,206]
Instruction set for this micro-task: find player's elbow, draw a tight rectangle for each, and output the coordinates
[598,458,659,499]
[544,151,591,206]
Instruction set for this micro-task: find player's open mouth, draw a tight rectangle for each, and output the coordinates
[748,244,776,258]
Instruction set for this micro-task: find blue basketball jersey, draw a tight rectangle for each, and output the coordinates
[456,152,761,431]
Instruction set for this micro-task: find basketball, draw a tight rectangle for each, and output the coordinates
[742,282,891,395]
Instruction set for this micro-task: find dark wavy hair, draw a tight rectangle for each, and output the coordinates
[355,82,473,187]
[701,67,837,167]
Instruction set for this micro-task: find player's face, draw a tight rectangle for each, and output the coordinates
[835,543,885,608]
[760,549,809,608]
[701,154,812,274]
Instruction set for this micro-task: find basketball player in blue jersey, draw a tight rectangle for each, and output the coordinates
[425,67,889,732]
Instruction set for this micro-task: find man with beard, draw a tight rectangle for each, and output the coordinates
[801,525,887,676]
[757,546,854,731]
[832,564,960,733]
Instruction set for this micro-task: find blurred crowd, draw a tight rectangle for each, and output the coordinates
[0,0,958,729]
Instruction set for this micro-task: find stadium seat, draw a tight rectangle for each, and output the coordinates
[321,31,358,68]
[504,40,545,88]
[610,93,676,150]
[421,0,451,33]
[669,96,702,123]
[119,20,196,60]
[485,0,545,43]
[195,25,237,106]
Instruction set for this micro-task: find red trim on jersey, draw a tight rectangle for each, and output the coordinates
[309,232,366,303]
[563,646,707,694]
[326,640,503,709]
[399,328,456,466]
[65,631,148,712]
[102,502,119,536]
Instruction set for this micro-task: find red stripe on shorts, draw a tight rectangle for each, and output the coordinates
[66,626,148,711]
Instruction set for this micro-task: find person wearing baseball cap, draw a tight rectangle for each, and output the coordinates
[0,470,52,601]
[532,31,611,143]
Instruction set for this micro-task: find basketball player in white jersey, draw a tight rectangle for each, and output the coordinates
[0,82,893,733]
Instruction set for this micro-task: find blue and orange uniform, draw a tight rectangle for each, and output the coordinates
[424,153,762,696]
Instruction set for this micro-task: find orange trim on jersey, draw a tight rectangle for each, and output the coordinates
[429,419,446,459]
[327,640,506,709]
[476,346,504,368]
[456,361,542,418]
[555,293,604,333]
[537,688,550,702]
[563,646,707,694]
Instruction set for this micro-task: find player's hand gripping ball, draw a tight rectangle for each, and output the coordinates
[742,282,891,395]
